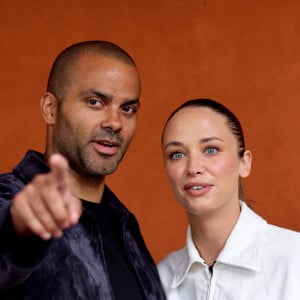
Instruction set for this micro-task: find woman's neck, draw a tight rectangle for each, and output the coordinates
[188,201,241,266]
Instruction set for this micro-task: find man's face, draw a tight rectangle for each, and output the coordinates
[53,54,141,179]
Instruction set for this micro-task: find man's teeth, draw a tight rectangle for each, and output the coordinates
[190,186,204,190]
[101,142,114,147]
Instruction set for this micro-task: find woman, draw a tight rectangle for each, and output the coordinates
[158,98,300,299]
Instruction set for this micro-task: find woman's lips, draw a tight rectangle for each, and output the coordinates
[184,182,212,196]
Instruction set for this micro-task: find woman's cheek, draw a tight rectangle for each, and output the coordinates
[166,167,178,185]
[213,156,240,176]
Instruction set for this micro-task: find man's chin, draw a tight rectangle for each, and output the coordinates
[89,162,119,176]
[80,153,122,176]
[100,165,119,175]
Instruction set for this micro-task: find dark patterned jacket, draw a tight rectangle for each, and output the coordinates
[0,150,165,300]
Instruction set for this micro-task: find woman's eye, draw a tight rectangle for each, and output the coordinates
[170,152,184,160]
[204,147,218,155]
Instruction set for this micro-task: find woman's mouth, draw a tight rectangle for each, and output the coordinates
[184,182,212,195]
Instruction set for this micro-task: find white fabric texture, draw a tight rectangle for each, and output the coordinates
[158,201,300,299]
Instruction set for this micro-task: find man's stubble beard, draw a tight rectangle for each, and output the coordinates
[56,135,129,180]
[72,146,127,178]
[53,111,130,180]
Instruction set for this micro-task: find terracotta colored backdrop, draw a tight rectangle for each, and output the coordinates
[0,0,300,263]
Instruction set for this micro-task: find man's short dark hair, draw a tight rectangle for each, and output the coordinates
[47,40,137,102]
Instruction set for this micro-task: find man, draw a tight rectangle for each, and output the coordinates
[0,41,165,299]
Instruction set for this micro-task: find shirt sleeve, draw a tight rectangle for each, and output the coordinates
[0,185,52,291]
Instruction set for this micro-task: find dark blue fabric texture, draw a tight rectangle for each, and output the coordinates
[0,150,166,300]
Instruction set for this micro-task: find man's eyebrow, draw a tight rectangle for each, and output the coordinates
[80,89,112,101]
[164,136,224,150]
[80,89,140,107]
[123,99,140,108]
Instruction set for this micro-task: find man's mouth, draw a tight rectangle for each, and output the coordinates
[98,141,117,147]
[96,138,120,147]
[92,139,120,155]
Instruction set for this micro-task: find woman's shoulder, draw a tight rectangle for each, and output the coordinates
[262,223,300,258]
[157,247,187,290]
[265,223,300,242]
[157,247,186,272]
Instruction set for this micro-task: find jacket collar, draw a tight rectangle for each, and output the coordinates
[171,202,267,288]
[13,150,50,184]
[12,150,124,210]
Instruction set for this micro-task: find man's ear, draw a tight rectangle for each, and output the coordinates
[239,150,252,178]
[40,92,58,124]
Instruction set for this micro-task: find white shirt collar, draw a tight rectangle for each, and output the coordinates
[171,201,267,288]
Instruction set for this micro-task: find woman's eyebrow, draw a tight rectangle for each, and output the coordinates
[164,137,224,150]
[199,137,224,143]
[163,141,183,150]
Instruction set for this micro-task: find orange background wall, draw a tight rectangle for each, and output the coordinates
[1,0,300,263]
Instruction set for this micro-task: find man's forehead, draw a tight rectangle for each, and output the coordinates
[76,52,135,68]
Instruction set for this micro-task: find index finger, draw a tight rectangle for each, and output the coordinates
[49,153,70,196]
[49,153,81,224]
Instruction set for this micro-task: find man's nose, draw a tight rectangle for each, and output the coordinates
[101,109,122,132]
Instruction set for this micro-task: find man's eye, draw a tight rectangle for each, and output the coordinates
[122,105,136,114]
[170,152,184,160]
[87,99,103,107]
[204,147,218,155]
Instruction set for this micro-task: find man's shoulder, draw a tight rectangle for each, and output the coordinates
[0,150,47,196]
[12,150,49,184]
[0,171,24,196]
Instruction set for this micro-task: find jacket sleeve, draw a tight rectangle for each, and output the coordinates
[0,175,52,291]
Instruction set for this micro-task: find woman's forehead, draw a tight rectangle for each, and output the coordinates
[166,106,228,131]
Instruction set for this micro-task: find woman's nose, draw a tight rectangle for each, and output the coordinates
[186,156,204,176]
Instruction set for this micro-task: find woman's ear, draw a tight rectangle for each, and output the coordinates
[40,92,57,124]
[239,150,252,178]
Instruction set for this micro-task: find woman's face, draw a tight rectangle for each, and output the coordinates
[162,106,251,216]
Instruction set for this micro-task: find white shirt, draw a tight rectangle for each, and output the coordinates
[158,202,300,300]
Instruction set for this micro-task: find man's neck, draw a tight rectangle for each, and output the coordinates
[70,169,105,203]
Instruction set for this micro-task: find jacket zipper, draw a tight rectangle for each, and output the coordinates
[206,262,215,300]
